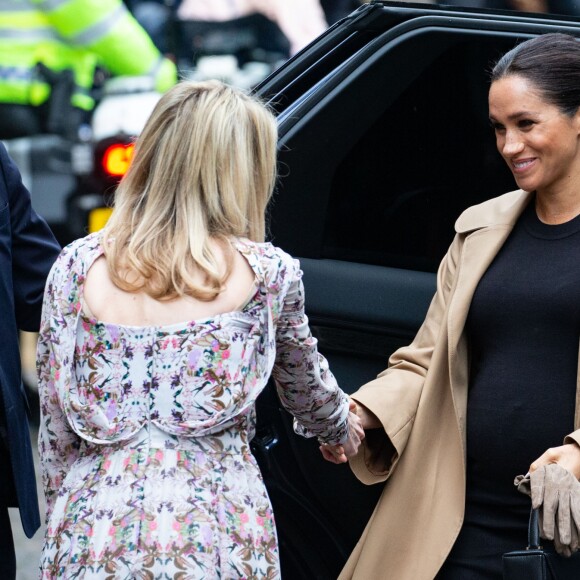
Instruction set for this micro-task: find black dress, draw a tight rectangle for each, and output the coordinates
[437,199,580,579]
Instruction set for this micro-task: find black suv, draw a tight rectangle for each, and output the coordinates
[250,2,580,578]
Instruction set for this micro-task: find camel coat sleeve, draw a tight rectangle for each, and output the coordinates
[565,431,580,447]
[349,232,463,485]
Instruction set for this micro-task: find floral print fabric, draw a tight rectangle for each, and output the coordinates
[37,233,349,579]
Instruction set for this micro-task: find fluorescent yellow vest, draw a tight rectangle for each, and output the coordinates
[0,0,176,110]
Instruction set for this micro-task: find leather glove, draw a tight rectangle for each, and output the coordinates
[515,464,580,555]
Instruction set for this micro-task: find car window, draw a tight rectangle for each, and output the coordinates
[271,26,526,266]
[321,35,516,272]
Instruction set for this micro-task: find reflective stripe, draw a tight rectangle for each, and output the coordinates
[0,1,36,12]
[0,28,58,41]
[0,66,34,81]
[0,0,38,13]
[68,4,127,46]
[147,55,164,78]
[73,85,90,98]
[35,0,70,11]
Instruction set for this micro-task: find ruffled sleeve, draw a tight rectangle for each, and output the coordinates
[37,243,83,519]
[270,254,350,445]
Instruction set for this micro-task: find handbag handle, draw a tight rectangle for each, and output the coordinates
[527,507,542,550]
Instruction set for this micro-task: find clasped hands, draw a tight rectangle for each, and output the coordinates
[516,443,580,556]
[319,398,382,464]
[319,398,366,464]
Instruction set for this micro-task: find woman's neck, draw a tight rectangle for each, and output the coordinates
[534,188,580,224]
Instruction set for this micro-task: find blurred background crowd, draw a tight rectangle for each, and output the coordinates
[126,0,580,77]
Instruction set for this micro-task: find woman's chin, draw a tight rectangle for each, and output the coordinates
[512,176,536,193]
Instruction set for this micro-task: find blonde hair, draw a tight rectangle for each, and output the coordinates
[102,80,278,301]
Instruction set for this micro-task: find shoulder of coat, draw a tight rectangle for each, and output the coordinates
[454,189,532,234]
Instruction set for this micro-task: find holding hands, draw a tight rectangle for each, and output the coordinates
[320,398,365,464]
[516,443,580,556]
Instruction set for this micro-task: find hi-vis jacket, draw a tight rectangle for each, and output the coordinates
[0,0,176,110]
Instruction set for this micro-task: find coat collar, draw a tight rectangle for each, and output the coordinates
[455,189,532,234]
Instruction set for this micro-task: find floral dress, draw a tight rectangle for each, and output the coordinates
[37,233,349,579]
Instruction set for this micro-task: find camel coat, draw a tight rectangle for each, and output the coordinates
[340,188,580,580]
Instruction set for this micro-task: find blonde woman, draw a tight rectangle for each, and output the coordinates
[37,80,363,579]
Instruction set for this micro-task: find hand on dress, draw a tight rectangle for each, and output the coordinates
[319,398,365,464]
[515,443,580,556]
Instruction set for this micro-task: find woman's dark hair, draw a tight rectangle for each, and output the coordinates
[491,33,580,116]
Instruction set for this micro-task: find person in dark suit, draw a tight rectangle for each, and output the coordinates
[0,142,60,579]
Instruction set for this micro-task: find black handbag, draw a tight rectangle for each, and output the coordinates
[502,508,580,580]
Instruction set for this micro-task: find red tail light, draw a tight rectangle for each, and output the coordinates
[102,143,134,177]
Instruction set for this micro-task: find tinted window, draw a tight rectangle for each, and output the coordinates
[322,37,516,272]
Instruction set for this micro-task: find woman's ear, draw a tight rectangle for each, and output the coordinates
[574,107,580,135]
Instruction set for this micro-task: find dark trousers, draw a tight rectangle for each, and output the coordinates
[0,505,16,580]
[0,432,17,580]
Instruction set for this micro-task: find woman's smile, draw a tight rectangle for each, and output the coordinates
[511,157,537,174]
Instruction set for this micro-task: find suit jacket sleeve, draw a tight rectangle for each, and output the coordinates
[349,232,462,484]
[0,143,60,331]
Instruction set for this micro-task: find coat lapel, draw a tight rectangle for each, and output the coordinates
[446,225,514,436]
[445,188,533,437]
